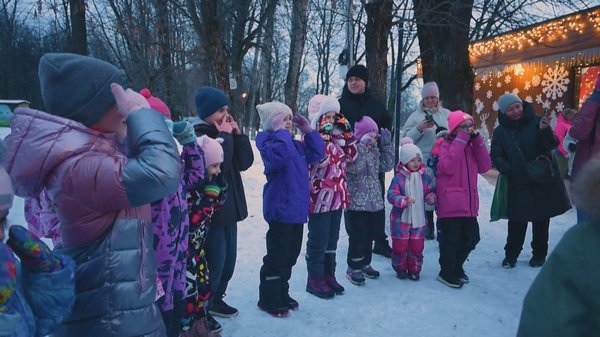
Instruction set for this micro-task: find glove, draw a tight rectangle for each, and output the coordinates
[379,128,391,145]
[7,225,61,273]
[293,114,312,134]
[271,113,285,131]
[202,182,221,199]
[360,134,373,147]
[111,83,150,119]
[0,244,16,309]
[173,121,196,145]
[470,131,480,139]
[568,142,577,152]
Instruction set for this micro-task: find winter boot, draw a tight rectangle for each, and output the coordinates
[361,264,380,279]
[324,274,345,295]
[306,276,335,299]
[529,256,545,267]
[258,275,289,318]
[346,267,366,286]
[205,313,223,334]
[210,298,239,318]
[437,273,463,288]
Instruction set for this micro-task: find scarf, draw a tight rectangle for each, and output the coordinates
[400,171,426,228]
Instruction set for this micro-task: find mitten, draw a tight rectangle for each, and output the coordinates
[0,244,16,311]
[336,138,346,147]
[7,225,61,273]
[173,121,197,145]
[202,183,221,199]
[470,131,480,139]
[360,134,373,147]
[293,114,312,134]
[379,128,392,145]
[110,83,150,119]
[320,122,333,135]
[271,114,285,131]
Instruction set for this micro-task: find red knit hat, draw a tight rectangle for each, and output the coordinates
[447,110,473,134]
[140,88,171,120]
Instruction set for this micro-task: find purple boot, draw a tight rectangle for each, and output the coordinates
[306,276,334,299]
[324,274,345,295]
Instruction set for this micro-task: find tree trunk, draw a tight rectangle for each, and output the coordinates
[414,0,474,113]
[200,0,231,95]
[69,0,87,55]
[154,0,175,118]
[285,0,309,113]
[364,0,393,104]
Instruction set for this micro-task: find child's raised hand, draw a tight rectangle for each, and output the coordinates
[271,114,285,131]
[425,193,436,205]
[226,114,242,135]
[359,134,373,147]
[293,114,312,134]
[111,83,150,119]
[214,118,233,134]
[379,128,392,145]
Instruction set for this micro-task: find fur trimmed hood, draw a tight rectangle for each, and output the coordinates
[572,155,600,222]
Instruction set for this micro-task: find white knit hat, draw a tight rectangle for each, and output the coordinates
[400,138,423,165]
[421,82,439,98]
[256,101,293,131]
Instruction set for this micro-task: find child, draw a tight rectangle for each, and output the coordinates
[435,110,491,288]
[1,224,75,337]
[305,96,357,298]
[181,135,228,337]
[193,87,254,323]
[255,101,325,317]
[387,138,436,281]
[345,116,394,285]
[4,53,180,336]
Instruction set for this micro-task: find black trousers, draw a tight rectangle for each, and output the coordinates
[504,219,550,261]
[259,222,304,305]
[345,210,375,270]
[372,172,388,247]
[438,217,480,279]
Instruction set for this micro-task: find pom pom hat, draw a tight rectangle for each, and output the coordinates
[197,135,224,167]
[400,138,423,165]
[140,88,171,120]
[353,116,378,141]
[447,110,474,134]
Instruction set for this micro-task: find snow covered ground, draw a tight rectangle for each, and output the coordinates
[1,127,577,337]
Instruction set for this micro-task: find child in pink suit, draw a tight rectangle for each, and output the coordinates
[435,111,491,288]
[387,138,436,281]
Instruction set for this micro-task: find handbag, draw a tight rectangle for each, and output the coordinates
[490,173,508,222]
[525,155,555,184]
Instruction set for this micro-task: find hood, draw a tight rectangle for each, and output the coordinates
[4,108,118,197]
[497,101,536,129]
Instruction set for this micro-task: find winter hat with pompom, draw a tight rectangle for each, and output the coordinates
[197,135,224,167]
[140,88,171,120]
[447,110,474,134]
[256,101,293,131]
[400,138,423,165]
[353,116,378,141]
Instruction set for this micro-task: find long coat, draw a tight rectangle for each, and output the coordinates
[490,102,571,222]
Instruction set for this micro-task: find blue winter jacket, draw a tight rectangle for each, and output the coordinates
[256,129,325,224]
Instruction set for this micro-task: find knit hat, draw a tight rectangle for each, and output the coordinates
[140,88,171,120]
[400,138,423,165]
[195,87,229,120]
[38,53,126,127]
[447,110,474,134]
[345,64,368,83]
[354,116,378,141]
[421,82,439,98]
[197,135,224,167]
[256,101,293,131]
[497,93,522,114]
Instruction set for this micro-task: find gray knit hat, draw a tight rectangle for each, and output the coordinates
[38,53,126,126]
[256,101,292,131]
[498,93,522,114]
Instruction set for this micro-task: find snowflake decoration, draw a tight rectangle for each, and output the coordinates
[504,75,512,84]
[525,96,533,103]
[492,101,499,111]
[556,102,564,112]
[475,98,484,114]
[542,65,570,100]
[524,81,531,91]
[486,90,493,99]
[532,75,541,87]
[513,64,525,76]
[542,100,551,110]
[497,81,502,88]
[482,75,488,82]
[512,88,520,95]
[536,94,544,104]
[475,82,481,91]
[497,71,503,78]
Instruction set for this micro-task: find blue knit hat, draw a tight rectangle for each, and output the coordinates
[195,87,229,120]
[38,53,126,127]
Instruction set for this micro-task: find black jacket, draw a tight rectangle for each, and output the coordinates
[490,102,570,222]
[194,123,254,226]
[338,85,391,129]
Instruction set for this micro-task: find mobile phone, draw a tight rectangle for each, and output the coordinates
[425,114,433,122]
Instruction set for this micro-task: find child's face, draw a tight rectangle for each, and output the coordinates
[405,157,422,172]
[366,131,378,147]
[204,106,229,125]
[323,111,336,125]
[454,120,474,136]
[206,162,222,180]
[91,105,127,140]
[284,114,293,132]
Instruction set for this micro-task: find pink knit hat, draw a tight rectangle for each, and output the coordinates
[354,116,378,140]
[421,82,439,98]
[447,110,474,134]
[140,88,172,120]
[197,135,224,167]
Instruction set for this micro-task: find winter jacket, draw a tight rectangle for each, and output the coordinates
[151,141,205,312]
[402,103,451,162]
[435,132,491,218]
[553,114,571,157]
[491,102,571,222]
[256,129,325,224]
[194,123,254,226]
[0,139,13,217]
[387,165,434,233]
[5,108,180,337]
[24,190,62,246]
[569,93,600,179]
[0,252,75,337]
[308,137,358,214]
[338,85,392,129]
[346,139,394,212]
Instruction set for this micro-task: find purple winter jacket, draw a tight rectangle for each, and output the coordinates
[569,95,600,180]
[435,132,491,218]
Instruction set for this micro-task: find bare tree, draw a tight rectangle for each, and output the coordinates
[364,0,393,103]
[69,0,87,54]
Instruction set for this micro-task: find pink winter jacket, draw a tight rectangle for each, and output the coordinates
[554,114,571,157]
[435,132,491,218]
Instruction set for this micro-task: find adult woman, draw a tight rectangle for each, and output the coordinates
[490,93,570,268]
[401,82,450,239]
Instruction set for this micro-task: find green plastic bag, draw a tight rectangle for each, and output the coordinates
[490,174,508,222]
